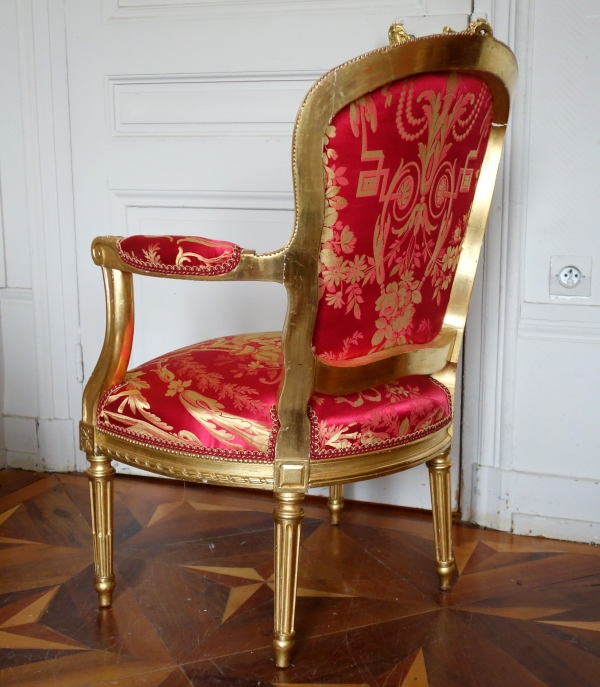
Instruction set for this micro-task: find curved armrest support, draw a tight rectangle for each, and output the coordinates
[82,234,286,439]
[81,266,134,427]
[313,326,456,395]
[92,235,285,283]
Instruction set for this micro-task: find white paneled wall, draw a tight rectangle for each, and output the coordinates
[0,1,37,469]
[462,0,600,544]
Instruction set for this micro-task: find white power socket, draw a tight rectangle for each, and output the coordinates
[550,255,592,297]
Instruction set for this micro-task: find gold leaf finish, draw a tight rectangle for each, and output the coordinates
[272,492,304,668]
[427,451,455,590]
[82,23,516,666]
[327,484,344,525]
[86,454,115,607]
[388,22,414,46]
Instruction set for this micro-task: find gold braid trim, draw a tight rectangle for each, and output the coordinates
[103,447,274,487]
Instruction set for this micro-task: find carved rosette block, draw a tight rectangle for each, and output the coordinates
[427,451,455,590]
[327,484,344,525]
[272,492,305,668]
[86,454,116,607]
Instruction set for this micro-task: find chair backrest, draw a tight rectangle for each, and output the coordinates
[272,26,516,469]
[312,71,493,361]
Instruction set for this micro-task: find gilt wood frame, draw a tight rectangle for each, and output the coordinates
[80,28,517,494]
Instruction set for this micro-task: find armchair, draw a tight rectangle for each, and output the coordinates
[81,20,516,668]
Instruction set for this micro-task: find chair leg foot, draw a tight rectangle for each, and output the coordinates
[427,451,455,591]
[87,454,116,608]
[273,631,295,669]
[272,492,304,669]
[436,562,455,591]
[327,484,344,525]
[95,578,116,608]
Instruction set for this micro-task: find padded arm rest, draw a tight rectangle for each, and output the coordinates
[92,235,285,283]
[117,234,242,277]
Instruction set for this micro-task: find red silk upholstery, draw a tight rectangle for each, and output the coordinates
[117,235,241,276]
[97,333,451,462]
[313,72,493,361]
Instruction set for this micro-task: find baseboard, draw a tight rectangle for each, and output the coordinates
[512,513,600,545]
[37,419,76,471]
[471,464,600,543]
[6,451,40,470]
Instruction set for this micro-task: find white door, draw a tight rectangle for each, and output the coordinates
[66,0,473,508]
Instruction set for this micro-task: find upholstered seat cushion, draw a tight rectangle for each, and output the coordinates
[97,333,452,462]
[117,235,241,276]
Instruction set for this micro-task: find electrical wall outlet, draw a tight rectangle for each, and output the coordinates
[550,255,592,297]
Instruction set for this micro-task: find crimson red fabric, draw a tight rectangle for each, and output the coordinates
[117,235,241,276]
[313,72,493,361]
[97,333,451,462]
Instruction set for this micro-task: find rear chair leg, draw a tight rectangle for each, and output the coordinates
[87,454,115,607]
[327,484,344,525]
[427,451,455,591]
[272,492,304,668]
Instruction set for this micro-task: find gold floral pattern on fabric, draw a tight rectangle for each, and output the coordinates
[117,235,242,276]
[313,72,493,361]
[97,334,451,462]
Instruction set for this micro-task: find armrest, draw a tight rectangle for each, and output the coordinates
[82,233,285,430]
[117,234,241,276]
[92,235,285,282]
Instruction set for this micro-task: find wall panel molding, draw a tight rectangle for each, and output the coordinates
[519,319,600,344]
[461,0,535,526]
[15,0,80,470]
[108,72,323,138]
[519,302,600,343]
[109,189,294,250]
[103,0,471,22]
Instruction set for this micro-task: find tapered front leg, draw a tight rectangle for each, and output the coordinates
[327,484,344,525]
[272,492,304,668]
[87,454,116,607]
[427,451,455,590]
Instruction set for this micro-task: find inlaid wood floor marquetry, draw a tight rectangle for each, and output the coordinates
[1,469,599,687]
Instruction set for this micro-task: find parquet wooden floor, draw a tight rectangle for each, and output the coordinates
[0,469,599,687]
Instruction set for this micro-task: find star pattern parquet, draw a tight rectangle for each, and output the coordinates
[0,469,599,686]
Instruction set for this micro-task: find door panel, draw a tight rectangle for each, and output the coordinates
[66,0,471,506]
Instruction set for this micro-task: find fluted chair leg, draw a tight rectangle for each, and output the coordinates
[87,454,116,607]
[272,492,304,668]
[427,451,455,591]
[327,484,344,525]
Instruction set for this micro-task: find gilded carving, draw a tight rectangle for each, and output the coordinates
[81,22,516,668]
[79,422,94,453]
[388,22,414,46]
[443,18,493,37]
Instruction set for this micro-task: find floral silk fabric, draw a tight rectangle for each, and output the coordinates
[117,235,241,276]
[313,72,493,361]
[97,334,451,462]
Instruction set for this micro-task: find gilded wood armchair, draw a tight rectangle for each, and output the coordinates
[81,21,516,668]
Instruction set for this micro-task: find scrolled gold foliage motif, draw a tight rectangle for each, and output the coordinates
[443,18,493,37]
[388,22,414,46]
